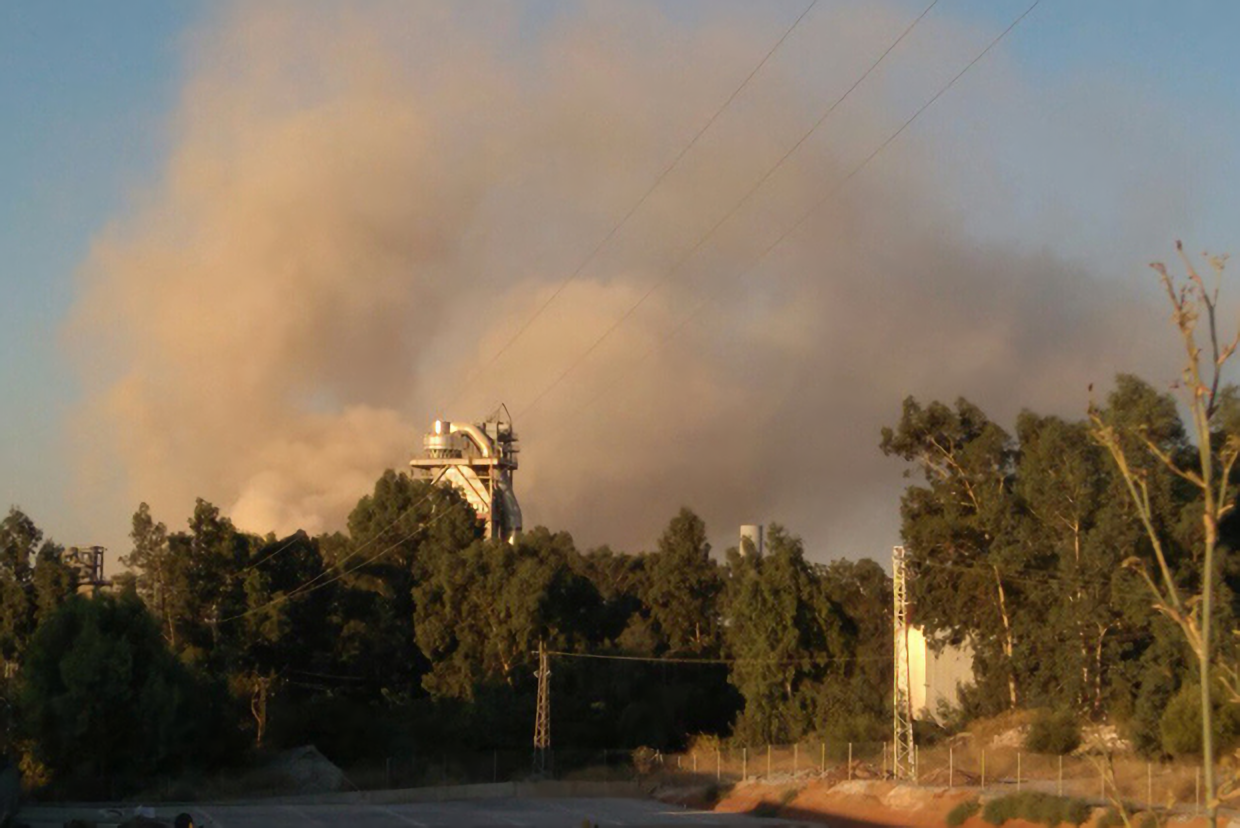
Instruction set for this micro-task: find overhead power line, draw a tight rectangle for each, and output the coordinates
[560,0,1043,424]
[219,486,449,624]
[441,0,821,413]
[236,530,311,575]
[517,0,943,419]
[545,650,891,665]
[220,0,1042,627]
[913,556,1140,593]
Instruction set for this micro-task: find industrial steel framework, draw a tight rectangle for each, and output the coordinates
[409,411,523,543]
[533,640,551,776]
[892,545,916,781]
[65,546,110,595]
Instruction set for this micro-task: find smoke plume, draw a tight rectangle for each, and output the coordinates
[67,1,1196,558]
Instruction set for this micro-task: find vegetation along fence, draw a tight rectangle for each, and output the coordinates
[341,741,1217,817]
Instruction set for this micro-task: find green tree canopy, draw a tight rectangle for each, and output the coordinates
[18,593,222,792]
[645,508,721,655]
[723,525,853,744]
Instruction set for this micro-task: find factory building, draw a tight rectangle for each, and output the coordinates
[409,412,523,543]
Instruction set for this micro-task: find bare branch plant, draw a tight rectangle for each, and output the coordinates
[1089,242,1238,823]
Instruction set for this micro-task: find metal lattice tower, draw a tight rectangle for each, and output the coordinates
[533,640,551,776]
[892,545,916,781]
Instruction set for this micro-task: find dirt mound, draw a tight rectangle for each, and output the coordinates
[265,745,347,794]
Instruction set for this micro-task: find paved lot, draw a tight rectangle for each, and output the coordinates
[18,797,806,828]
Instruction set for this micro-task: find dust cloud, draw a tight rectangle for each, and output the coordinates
[67,1,1191,558]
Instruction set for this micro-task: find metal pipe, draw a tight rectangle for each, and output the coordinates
[449,422,493,457]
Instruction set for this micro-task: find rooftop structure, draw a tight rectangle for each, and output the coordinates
[409,410,522,543]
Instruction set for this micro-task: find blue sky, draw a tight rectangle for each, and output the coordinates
[2,1,1239,558]
[1,2,202,546]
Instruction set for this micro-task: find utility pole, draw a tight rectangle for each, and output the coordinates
[533,640,551,776]
[892,546,915,781]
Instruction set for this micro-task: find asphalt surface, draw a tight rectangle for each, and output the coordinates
[17,797,806,828]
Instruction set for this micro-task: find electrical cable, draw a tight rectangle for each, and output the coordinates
[911,555,1148,593]
[556,0,1043,424]
[546,650,891,665]
[235,531,310,575]
[440,0,821,413]
[213,1,853,623]
[515,0,943,419]
[216,483,446,624]
[218,488,461,623]
[219,0,1041,627]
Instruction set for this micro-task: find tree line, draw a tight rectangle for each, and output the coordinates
[0,478,892,795]
[882,375,1240,756]
[2,377,1235,795]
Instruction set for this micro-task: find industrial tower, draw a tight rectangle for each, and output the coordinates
[65,546,110,594]
[892,545,916,781]
[409,409,523,543]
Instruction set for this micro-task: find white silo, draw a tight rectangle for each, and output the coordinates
[739,524,764,557]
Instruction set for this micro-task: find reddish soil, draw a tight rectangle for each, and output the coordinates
[678,779,1223,828]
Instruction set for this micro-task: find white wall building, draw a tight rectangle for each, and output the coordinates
[906,626,973,721]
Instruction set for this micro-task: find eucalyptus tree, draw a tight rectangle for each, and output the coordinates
[121,503,181,648]
[0,508,76,662]
[645,507,721,655]
[723,525,852,744]
[336,470,479,701]
[17,592,225,793]
[881,397,1024,709]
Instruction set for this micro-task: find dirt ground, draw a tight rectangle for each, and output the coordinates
[659,778,1227,828]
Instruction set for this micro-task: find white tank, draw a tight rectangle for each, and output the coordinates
[739,524,764,557]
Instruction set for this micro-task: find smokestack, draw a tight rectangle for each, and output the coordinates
[739,524,764,557]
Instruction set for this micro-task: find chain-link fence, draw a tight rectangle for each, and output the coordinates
[338,741,1218,816]
[658,741,1216,814]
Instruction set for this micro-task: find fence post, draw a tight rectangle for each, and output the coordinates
[794,742,799,774]
[949,746,953,789]
[821,742,825,774]
[1147,762,1152,808]
[1100,763,1104,803]
[693,751,698,774]
[848,742,853,781]
[981,749,986,789]
[1057,755,1062,797]
[882,741,887,778]
[716,748,721,782]
[1196,767,1201,814]
[767,744,772,778]
[1016,753,1021,793]
[743,746,748,780]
